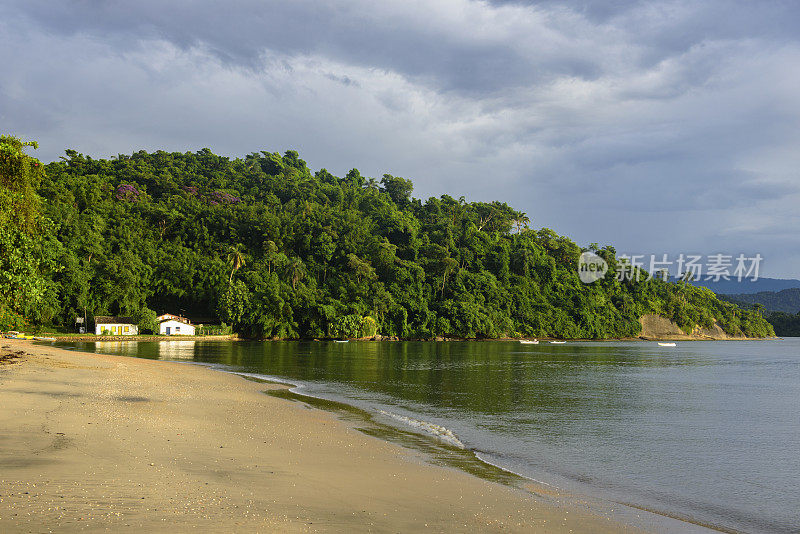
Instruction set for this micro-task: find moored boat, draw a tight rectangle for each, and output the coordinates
[5,331,35,340]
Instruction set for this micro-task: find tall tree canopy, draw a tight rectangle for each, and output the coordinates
[4,142,772,339]
[0,136,60,329]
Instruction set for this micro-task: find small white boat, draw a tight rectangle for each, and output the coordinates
[550,341,566,344]
[519,339,539,344]
[334,340,349,343]
[658,342,677,347]
[33,336,56,342]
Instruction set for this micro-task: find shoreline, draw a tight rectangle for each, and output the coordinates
[40,334,773,343]
[15,312,774,343]
[0,339,660,533]
[48,334,239,342]
[235,372,727,534]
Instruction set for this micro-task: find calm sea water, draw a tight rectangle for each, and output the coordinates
[61,339,800,533]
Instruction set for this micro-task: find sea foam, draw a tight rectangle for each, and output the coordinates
[377,410,465,449]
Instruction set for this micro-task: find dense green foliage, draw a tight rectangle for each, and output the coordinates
[2,142,774,339]
[720,289,800,336]
[0,136,60,330]
[766,312,800,337]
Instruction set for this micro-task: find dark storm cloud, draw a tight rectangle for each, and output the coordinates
[7,0,641,92]
[12,0,800,91]
[2,0,799,276]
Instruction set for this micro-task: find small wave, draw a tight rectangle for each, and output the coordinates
[232,370,300,388]
[227,370,355,407]
[473,451,554,487]
[377,410,465,449]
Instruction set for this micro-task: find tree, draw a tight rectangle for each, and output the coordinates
[513,214,531,234]
[380,174,413,206]
[0,135,44,232]
[360,316,379,337]
[262,240,279,274]
[217,280,250,326]
[347,254,375,284]
[0,135,53,329]
[364,177,380,192]
[134,307,158,334]
[227,245,246,284]
[285,258,305,290]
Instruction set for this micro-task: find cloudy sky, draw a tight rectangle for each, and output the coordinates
[2,0,799,278]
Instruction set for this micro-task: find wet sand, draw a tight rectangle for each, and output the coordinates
[0,340,646,533]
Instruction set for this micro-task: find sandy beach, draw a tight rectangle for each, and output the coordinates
[0,340,646,533]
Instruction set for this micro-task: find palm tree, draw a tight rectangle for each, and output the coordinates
[364,177,379,193]
[514,214,531,233]
[285,258,305,290]
[227,245,246,284]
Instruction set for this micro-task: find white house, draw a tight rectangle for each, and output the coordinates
[95,316,138,336]
[158,314,195,336]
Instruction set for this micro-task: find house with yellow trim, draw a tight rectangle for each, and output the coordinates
[94,316,138,336]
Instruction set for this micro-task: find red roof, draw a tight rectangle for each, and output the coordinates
[157,314,192,325]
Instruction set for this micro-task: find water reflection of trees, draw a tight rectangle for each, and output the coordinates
[177,341,704,419]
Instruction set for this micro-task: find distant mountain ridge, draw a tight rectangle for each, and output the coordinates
[720,288,800,314]
[670,277,800,295]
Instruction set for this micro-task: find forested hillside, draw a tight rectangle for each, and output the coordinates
[766,312,800,337]
[0,140,774,339]
[718,289,800,337]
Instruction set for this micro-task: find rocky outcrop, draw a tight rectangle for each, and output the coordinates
[638,314,745,340]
